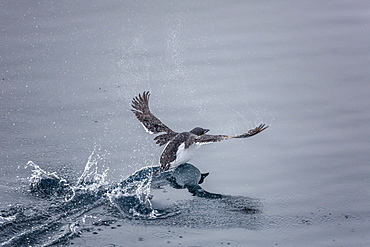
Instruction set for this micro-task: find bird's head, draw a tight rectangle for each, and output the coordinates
[190,127,209,136]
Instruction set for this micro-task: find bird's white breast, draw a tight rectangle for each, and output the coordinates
[171,143,201,166]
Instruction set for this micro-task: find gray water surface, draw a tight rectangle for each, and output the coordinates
[1,1,370,246]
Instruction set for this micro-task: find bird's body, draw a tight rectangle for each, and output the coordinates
[167,137,201,166]
[131,91,268,172]
[160,131,205,170]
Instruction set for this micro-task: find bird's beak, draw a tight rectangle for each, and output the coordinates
[204,129,210,134]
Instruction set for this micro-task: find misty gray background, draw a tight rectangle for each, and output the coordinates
[1,1,369,246]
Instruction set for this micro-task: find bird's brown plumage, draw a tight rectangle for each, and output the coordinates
[131,91,178,146]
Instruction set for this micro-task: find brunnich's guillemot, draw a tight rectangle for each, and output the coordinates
[131,91,268,173]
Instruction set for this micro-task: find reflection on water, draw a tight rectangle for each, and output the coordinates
[0,150,262,246]
[2,150,361,246]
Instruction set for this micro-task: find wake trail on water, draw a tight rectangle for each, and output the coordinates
[0,148,262,246]
[0,149,167,246]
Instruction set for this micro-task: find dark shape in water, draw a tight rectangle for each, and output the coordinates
[107,163,222,217]
[123,163,222,198]
[0,162,261,246]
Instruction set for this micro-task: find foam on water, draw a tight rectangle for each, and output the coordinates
[0,149,262,246]
[107,168,156,218]
[26,161,75,200]
[6,151,356,247]
[0,150,165,246]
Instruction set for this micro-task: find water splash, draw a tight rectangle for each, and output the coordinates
[107,175,155,218]
[26,161,74,199]
[76,147,109,188]
[1,150,264,246]
[25,149,168,219]
[106,166,176,219]
[0,150,165,246]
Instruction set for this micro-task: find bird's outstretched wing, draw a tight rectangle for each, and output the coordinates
[131,91,177,145]
[193,124,268,145]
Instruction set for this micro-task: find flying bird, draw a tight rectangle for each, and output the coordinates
[131,91,268,173]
